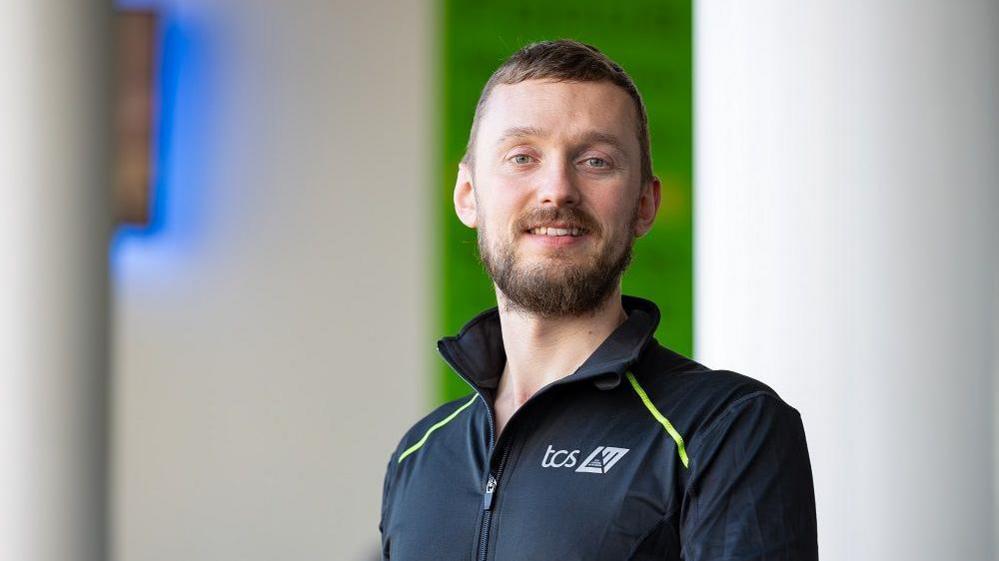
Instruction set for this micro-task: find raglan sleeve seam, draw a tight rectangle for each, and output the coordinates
[685,389,795,463]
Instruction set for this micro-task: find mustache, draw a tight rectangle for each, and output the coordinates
[515,207,601,234]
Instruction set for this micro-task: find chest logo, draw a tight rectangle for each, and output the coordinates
[542,444,630,474]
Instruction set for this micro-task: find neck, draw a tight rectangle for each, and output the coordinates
[494,287,628,409]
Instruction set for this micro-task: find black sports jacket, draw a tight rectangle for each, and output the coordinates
[379,295,818,560]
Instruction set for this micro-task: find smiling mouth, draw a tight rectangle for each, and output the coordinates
[526,225,587,237]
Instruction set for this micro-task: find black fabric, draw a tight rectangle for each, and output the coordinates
[379,295,818,561]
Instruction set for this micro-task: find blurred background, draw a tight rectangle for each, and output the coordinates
[1,1,996,560]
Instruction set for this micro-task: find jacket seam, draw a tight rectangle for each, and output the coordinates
[686,390,787,461]
[397,394,478,463]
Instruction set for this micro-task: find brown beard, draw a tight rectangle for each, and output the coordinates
[477,204,638,318]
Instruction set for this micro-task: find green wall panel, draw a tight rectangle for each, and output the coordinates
[438,1,693,402]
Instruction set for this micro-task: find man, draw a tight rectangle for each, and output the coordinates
[379,40,818,560]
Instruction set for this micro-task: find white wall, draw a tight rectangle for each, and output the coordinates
[1,3,111,561]
[696,1,998,560]
[112,1,433,560]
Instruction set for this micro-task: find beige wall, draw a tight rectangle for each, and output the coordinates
[112,1,433,560]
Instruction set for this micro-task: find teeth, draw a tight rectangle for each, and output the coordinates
[530,227,584,237]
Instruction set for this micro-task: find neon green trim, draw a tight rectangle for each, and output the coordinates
[625,371,689,469]
[397,394,478,464]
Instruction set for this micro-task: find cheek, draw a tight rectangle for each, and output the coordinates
[475,207,509,247]
[589,191,635,230]
[479,185,525,229]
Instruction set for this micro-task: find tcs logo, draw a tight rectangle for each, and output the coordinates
[541,445,580,468]
[541,444,631,474]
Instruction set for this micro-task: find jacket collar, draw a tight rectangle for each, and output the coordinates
[436,295,662,395]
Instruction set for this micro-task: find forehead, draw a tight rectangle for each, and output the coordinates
[476,79,638,150]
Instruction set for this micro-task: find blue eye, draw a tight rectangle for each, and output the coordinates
[584,157,608,168]
[512,154,533,165]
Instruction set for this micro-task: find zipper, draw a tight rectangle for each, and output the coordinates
[477,439,512,561]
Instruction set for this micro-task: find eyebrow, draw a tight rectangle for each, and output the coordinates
[495,126,628,154]
[495,126,546,146]
[576,130,628,154]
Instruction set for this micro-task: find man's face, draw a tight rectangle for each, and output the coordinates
[454,79,660,317]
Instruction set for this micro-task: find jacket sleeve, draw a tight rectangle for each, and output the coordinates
[379,451,395,560]
[679,392,818,560]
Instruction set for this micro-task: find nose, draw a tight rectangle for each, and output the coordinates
[536,159,581,208]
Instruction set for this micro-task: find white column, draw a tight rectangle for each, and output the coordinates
[695,2,998,560]
[0,3,111,561]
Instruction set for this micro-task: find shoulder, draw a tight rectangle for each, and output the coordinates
[628,341,801,451]
[388,392,480,462]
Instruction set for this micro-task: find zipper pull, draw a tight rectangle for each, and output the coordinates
[482,474,497,510]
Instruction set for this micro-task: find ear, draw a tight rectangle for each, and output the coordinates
[454,161,478,228]
[633,176,661,237]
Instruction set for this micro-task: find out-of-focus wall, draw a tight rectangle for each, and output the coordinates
[111,1,433,560]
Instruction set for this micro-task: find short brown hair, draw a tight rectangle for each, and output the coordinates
[463,39,654,185]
